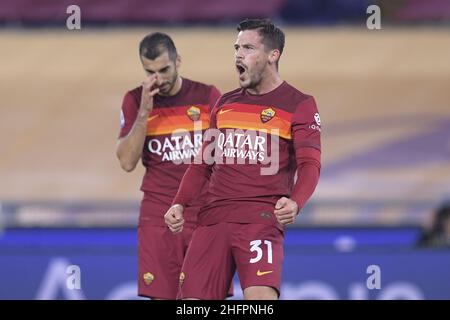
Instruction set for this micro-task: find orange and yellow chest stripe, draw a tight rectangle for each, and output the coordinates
[147,104,210,136]
[216,103,292,140]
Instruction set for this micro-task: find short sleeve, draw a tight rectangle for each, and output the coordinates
[118,91,139,139]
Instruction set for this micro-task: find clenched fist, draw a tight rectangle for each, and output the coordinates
[164,204,185,234]
[274,197,299,226]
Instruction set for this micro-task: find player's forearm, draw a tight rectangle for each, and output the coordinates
[290,159,321,211]
[116,110,149,172]
[172,163,212,207]
[289,145,321,210]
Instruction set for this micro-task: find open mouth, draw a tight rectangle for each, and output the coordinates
[236,63,247,76]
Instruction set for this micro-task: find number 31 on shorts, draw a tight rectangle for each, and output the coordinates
[249,240,273,264]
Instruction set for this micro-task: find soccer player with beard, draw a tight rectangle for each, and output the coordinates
[116,32,221,299]
[165,19,322,300]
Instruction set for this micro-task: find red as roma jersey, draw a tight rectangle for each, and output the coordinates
[197,81,321,227]
[119,78,220,226]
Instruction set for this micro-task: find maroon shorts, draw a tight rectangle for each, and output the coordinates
[138,224,194,299]
[179,222,284,300]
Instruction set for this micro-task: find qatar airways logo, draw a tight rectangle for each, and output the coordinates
[209,129,280,175]
[217,131,266,162]
[203,128,280,175]
[147,131,203,162]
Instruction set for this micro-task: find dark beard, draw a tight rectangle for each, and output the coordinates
[160,71,179,96]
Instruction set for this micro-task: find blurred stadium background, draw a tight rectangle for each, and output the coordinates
[0,0,449,299]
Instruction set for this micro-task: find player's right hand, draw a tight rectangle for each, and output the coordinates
[164,204,185,234]
[274,197,299,226]
[140,74,159,114]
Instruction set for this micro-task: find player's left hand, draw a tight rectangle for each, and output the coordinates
[274,197,299,226]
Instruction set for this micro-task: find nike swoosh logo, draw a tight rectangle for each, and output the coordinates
[147,114,159,122]
[218,108,233,115]
[256,270,274,276]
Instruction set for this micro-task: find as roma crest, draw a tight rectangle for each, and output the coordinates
[143,272,154,285]
[186,106,201,121]
[179,272,185,285]
[260,107,276,123]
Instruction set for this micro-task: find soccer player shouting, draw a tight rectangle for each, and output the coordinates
[165,19,321,300]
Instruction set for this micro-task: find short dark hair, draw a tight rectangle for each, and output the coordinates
[237,18,285,56]
[139,32,177,61]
